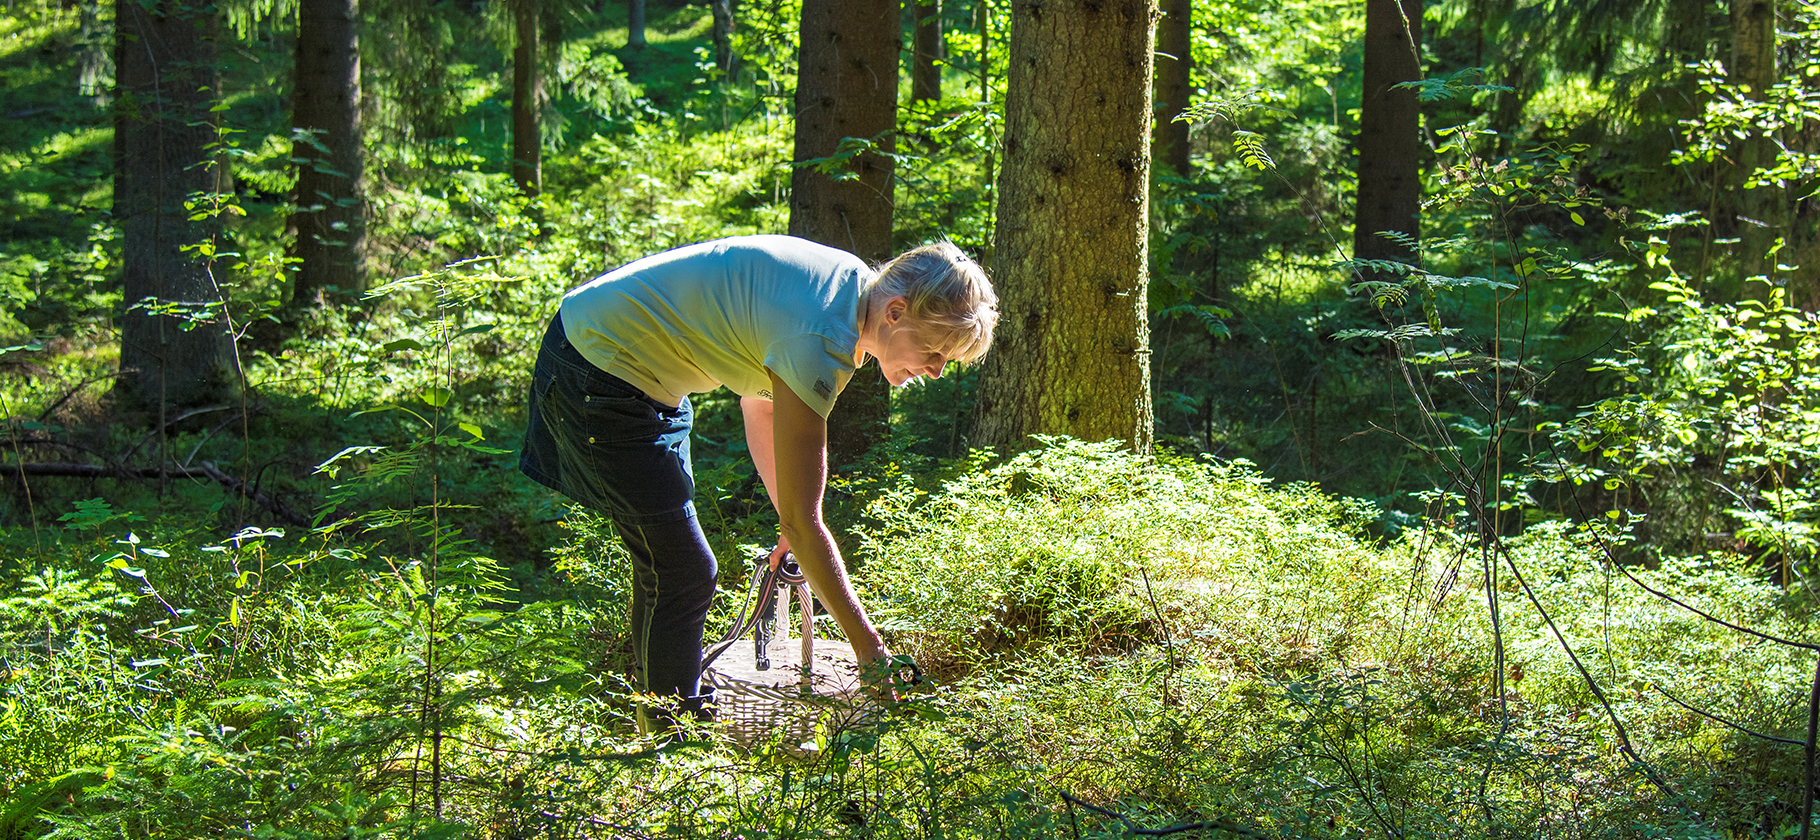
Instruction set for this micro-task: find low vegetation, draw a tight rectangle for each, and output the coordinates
[3,438,1812,837]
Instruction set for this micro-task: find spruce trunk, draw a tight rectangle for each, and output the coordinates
[789,0,900,470]
[113,0,236,414]
[911,0,942,101]
[972,0,1157,453]
[513,0,541,197]
[1352,0,1423,279]
[1152,0,1191,177]
[1731,0,1778,284]
[290,0,367,307]
[1794,48,1820,311]
[710,0,733,75]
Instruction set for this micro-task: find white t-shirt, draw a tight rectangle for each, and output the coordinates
[558,235,870,419]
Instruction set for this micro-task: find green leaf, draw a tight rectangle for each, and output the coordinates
[313,445,387,476]
[458,422,484,440]
[1231,131,1275,171]
[1570,211,1585,226]
[383,338,426,352]
[423,386,454,408]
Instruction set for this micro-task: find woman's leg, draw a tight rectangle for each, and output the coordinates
[617,512,718,701]
[520,314,716,735]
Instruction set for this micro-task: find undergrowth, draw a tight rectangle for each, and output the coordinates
[2,440,1811,838]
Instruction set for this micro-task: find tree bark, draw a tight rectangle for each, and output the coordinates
[1792,27,1820,312]
[789,0,900,469]
[710,0,734,75]
[1152,0,1191,176]
[1731,0,1778,283]
[627,0,646,50]
[78,0,112,107]
[289,0,367,307]
[113,0,236,415]
[513,0,542,197]
[911,0,943,101]
[971,0,1157,453]
[1352,0,1423,280]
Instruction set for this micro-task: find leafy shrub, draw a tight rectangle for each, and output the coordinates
[858,437,1389,671]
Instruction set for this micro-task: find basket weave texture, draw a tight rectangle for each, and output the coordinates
[705,635,865,749]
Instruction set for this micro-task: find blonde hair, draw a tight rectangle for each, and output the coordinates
[869,241,999,364]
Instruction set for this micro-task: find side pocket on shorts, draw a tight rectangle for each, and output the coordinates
[547,365,665,445]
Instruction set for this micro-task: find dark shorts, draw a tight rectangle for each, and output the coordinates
[519,315,697,525]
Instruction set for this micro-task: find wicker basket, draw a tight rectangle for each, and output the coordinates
[703,585,868,751]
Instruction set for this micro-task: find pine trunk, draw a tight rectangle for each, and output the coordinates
[1352,0,1423,279]
[790,0,900,470]
[289,0,367,307]
[971,0,1157,453]
[513,0,542,197]
[113,0,236,415]
[1152,0,1191,176]
[911,0,942,101]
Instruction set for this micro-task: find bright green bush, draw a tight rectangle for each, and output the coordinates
[857,437,1390,672]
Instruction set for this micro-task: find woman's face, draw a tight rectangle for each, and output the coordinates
[873,301,950,387]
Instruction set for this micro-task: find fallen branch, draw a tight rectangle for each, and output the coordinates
[1061,792,1265,838]
[4,461,311,527]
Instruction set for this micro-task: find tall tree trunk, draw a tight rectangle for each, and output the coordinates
[1789,10,1819,311]
[1152,0,1191,176]
[1352,0,1423,281]
[289,0,367,308]
[78,0,112,107]
[513,0,541,197]
[627,0,645,50]
[1731,0,1777,284]
[911,0,942,101]
[113,0,236,415]
[790,0,900,469]
[974,0,994,269]
[971,0,1157,453]
[710,0,734,75]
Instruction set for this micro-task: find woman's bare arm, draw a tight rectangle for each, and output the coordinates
[759,370,888,665]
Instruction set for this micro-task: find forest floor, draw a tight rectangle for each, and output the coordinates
[3,427,1814,837]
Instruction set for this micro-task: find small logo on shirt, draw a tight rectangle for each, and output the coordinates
[814,379,832,400]
[758,388,773,400]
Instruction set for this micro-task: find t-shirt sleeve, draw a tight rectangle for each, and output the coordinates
[763,333,857,419]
